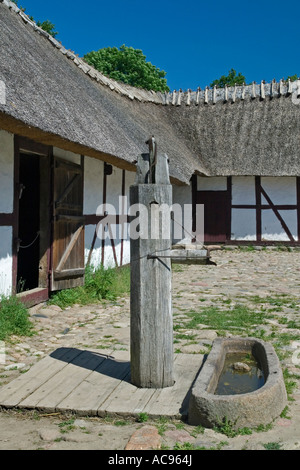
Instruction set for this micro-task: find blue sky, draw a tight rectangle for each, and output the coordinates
[19,0,300,91]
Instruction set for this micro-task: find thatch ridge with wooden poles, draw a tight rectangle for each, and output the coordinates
[1,0,300,182]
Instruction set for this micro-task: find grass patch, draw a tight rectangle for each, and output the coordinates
[58,418,76,433]
[185,304,268,334]
[282,368,298,399]
[213,417,252,438]
[49,264,130,309]
[114,420,130,426]
[137,412,149,423]
[156,416,168,436]
[247,294,299,310]
[263,442,282,450]
[0,295,34,341]
[213,417,273,438]
[174,333,196,341]
[173,442,204,450]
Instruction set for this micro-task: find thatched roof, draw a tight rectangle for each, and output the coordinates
[1,0,300,181]
[165,90,300,176]
[0,0,206,184]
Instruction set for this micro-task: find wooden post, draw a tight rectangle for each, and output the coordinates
[130,148,174,388]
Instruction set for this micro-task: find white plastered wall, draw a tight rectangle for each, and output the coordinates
[172,183,193,244]
[261,210,298,241]
[84,157,104,269]
[0,130,14,213]
[83,156,103,214]
[83,157,135,269]
[231,176,298,241]
[103,166,123,268]
[231,176,256,240]
[121,170,135,265]
[103,167,136,267]
[231,209,257,240]
[0,226,13,296]
[0,130,14,295]
[53,147,81,165]
[261,177,298,241]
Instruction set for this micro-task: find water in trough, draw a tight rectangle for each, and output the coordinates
[215,352,265,395]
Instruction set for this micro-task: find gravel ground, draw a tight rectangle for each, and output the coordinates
[0,248,299,451]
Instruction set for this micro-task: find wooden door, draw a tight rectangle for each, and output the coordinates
[51,157,85,291]
[197,191,229,243]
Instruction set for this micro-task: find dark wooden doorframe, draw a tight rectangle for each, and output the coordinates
[13,136,52,304]
[192,175,232,244]
[196,190,230,243]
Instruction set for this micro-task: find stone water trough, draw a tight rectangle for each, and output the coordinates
[188,337,287,429]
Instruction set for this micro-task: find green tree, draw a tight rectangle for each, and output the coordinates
[11,1,58,38]
[285,75,298,82]
[83,45,169,92]
[36,20,58,38]
[210,68,246,88]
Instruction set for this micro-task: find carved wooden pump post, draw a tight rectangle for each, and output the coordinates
[130,138,174,388]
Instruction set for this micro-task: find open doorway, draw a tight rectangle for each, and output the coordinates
[14,138,51,304]
[17,153,40,291]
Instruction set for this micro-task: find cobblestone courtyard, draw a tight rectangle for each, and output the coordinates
[0,248,299,450]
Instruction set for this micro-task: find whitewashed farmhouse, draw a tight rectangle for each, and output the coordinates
[1,0,300,304]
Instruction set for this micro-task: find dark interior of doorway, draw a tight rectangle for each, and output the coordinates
[17,154,40,292]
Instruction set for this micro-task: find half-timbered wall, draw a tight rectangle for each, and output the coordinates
[197,175,300,243]
[53,147,81,165]
[172,183,193,244]
[231,176,256,240]
[0,136,137,298]
[0,129,14,295]
[0,226,12,296]
[1,127,300,299]
[52,149,136,270]
[104,165,126,268]
[260,177,298,242]
[83,156,104,269]
[83,155,135,269]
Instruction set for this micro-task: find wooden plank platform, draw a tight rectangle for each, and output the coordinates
[0,348,203,419]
